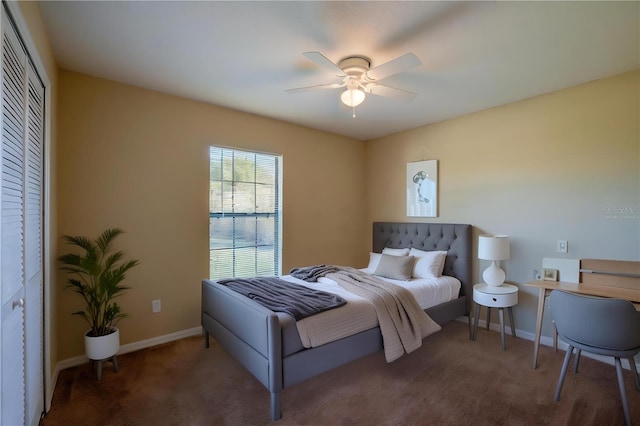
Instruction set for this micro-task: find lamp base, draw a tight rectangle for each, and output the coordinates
[483,261,506,286]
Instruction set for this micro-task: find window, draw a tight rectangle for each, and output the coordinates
[209,146,282,280]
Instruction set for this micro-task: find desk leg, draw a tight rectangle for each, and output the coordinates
[533,287,546,369]
[472,303,481,341]
[499,308,506,351]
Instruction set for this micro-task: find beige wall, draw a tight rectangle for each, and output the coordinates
[56,71,366,359]
[366,70,640,338]
[56,69,639,360]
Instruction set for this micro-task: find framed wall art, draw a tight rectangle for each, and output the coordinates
[542,268,559,281]
[407,159,438,217]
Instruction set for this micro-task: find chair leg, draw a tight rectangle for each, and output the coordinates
[574,349,581,373]
[554,345,574,401]
[629,358,640,392]
[614,357,632,426]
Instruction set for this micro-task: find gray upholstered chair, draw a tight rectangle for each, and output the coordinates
[550,290,640,426]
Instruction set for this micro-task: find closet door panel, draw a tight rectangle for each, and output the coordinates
[1,13,25,306]
[0,10,28,425]
[1,298,24,425]
[0,5,46,422]
[24,59,44,426]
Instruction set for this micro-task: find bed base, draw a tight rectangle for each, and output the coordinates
[202,222,472,421]
[202,281,467,420]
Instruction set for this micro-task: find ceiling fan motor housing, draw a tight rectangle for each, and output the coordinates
[339,56,371,76]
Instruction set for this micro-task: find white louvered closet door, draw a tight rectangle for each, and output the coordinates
[0,9,45,426]
[24,56,45,426]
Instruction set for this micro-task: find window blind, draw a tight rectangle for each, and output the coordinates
[209,147,281,280]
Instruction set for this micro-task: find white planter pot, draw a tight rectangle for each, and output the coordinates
[85,327,120,360]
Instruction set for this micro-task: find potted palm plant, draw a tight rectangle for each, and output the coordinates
[58,228,139,361]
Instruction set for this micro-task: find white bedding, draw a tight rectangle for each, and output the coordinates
[282,270,460,349]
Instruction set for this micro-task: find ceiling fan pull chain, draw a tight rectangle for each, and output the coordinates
[352,106,356,119]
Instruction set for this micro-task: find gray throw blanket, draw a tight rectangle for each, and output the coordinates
[218,276,346,320]
[290,265,441,362]
[290,264,343,282]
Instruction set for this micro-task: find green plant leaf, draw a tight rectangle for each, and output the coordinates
[58,228,139,336]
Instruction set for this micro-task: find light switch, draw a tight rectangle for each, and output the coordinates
[557,240,568,253]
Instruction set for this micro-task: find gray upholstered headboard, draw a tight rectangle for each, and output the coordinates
[372,222,473,313]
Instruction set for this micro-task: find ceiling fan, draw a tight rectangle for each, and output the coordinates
[286,51,422,118]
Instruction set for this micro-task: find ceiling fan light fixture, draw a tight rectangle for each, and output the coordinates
[289,51,420,119]
[340,88,365,107]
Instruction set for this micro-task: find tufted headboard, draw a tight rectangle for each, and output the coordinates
[372,222,473,314]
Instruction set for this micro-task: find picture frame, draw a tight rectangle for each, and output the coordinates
[407,159,438,217]
[542,268,558,281]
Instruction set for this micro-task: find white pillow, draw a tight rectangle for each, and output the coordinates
[410,248,447,278]
[382,247,410,256]
[366,252,382,271]
[373,254,415,281]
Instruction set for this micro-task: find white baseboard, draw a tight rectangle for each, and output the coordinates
[56,326,203,371]
[48,326,203,409]
[459,316,640,371]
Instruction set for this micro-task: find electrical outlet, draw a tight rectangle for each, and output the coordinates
[534,269,541,280]
[152,299,161,313]
[557,240,568,253]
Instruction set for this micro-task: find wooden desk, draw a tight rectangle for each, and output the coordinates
[524,280,640,369]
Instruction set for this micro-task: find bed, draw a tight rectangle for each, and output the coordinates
[202,222,472,420]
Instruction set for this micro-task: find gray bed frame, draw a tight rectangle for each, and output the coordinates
[202,222,472,421]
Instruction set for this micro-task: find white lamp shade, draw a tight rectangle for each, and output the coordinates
[478,235,510,261]
[340,88,365,107]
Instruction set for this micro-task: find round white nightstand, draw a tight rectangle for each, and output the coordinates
[472,283,518,351]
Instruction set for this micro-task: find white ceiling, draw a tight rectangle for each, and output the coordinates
[38,1,639,141]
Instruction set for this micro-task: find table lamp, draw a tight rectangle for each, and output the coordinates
[478,234,510,286]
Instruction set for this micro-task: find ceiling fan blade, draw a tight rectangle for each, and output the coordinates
[303,51,345,77]
[365,83,416,102]
[364,53,421,82]
[285,82,344,94]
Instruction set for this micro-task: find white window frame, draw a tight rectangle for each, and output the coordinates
[209,146,282,280]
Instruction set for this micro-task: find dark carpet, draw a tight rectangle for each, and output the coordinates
[41,321,640,425]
